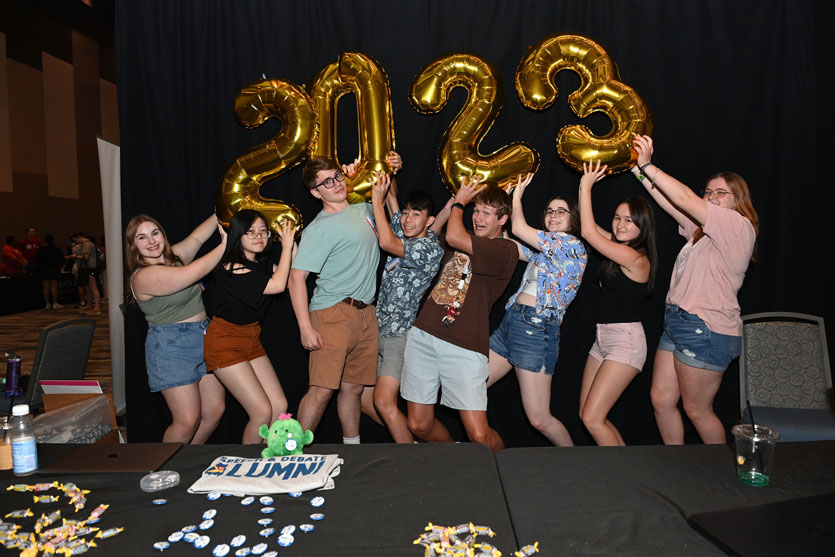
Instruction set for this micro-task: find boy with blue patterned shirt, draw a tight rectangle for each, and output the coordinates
[368,171,449,443]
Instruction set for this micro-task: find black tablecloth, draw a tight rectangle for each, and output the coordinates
[1,443,516,556]
[496,442,835,556]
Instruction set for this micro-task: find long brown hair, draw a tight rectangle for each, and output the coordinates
[693,172,759,261]
[124,215,181,277]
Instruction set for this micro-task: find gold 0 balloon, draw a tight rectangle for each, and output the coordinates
[216,79,318,232]
[308,52,395,203]
[409,53,539,194]
[516,34,653,173]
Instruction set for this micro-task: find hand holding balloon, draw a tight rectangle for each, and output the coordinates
[275,220,297,252]
[510,173,535,200]
[386,151,403,175]
[341,157,361,179]
[579,160,608,192]
[633,135,654,168]
[454,175,484,207]
[370,171,392,202]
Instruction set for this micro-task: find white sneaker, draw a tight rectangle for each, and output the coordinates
[52,303,63,309]
[45,303,52,309]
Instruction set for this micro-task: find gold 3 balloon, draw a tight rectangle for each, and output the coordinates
[217,35,653,230]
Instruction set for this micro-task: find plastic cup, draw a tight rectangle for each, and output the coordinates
[732,424,780,486]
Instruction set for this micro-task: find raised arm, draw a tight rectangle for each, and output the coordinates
[263,220,297,295]
[633,135,705,227]
[445,176,482,255]
[578,161,649,279]
[133,221,227,299]
[430,196,454,234]
[509,173,540,249]
[385,152,402,215]
[371,171,405,258]
[289,268,323,351]
[172,214,221,263]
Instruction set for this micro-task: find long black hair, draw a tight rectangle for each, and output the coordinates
[597,196,657,293]
[217,209,272,272]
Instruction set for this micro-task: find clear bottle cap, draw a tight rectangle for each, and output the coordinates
[140,470,180,492]
[12,404,29,416]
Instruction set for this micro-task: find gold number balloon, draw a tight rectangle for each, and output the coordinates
[308,52,395,203]
[216,79,318,232]
[409,53,539,194]
[516,34,653,173]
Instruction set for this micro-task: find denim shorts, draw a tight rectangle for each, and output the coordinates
[145,318,210,392]
[400,327,489,411]
[657,305,741,372]
[489,304,560,374]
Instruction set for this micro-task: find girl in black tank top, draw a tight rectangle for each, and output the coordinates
[577,161,657,446]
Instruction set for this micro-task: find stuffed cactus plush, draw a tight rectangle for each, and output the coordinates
[259,413,314,457]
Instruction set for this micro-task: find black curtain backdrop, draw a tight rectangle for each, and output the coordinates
[117,0,834,446]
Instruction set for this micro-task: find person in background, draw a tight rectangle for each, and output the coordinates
[126,214,227,444]
[487,173,587,447]
[18,226,40,274]
[72,232,102,315]
[633,135,758,445]
[204,210,297,444]
[578,160,657,446]
[1,236,27,276]
[35,234,67,309]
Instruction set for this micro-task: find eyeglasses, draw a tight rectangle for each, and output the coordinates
[244,229,270,239]
[544,208,570,216]
[314,171,345,190]
[702,189,733,200]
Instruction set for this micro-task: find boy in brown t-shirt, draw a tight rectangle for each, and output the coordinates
[400,178,518,453]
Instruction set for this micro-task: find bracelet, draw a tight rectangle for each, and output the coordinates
[451,202,465,210]
[639,162,653,174]
[648,165,660,184]
[635,173,646,182]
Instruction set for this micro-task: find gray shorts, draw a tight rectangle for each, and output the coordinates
[400,327,489,411]
[378,333,408,380]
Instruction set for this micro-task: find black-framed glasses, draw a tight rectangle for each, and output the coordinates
[544,208,570,216]
[244,229,270,239]
[702,189,733,200]
[314,171,345,190]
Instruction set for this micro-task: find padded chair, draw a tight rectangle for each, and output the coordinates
[740,312,835,441]
[1,318,96,412]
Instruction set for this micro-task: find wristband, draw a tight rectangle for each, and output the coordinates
[639,162,653,174]
[451,202,465,210]
[635,174,646,182]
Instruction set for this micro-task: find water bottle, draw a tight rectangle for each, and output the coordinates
[10,404,38,476]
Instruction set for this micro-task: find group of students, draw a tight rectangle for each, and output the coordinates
[125,135,758,450]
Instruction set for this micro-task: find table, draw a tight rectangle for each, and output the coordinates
[2,443,517,556]
[496,442,835,555]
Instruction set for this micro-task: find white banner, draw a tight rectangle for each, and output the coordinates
[96,137,125,414]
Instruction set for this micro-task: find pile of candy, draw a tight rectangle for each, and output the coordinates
[151,490,326,554]
[1,482,123,555]
[413,522,539,557]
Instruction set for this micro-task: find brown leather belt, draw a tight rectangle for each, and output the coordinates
[341,297,369,310]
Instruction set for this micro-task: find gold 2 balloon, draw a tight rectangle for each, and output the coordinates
[308,52,395,203]
[216,79,318,233]
[410,53,539,194]
[516,34,653,173]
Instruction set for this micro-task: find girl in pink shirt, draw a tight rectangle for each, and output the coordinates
[633,135,758,445]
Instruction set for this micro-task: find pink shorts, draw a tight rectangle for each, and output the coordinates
[588,322,647,371]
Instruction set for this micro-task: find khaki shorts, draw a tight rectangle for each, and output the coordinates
[204,316,267,371]
[309,302,378,389]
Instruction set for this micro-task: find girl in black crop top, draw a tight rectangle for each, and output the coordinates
[204,209,297,444]
[577,161,657,446]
